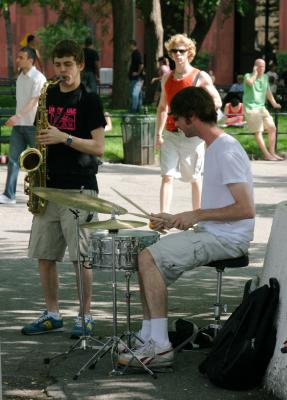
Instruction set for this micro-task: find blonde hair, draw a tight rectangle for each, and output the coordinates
[165,34,196,63]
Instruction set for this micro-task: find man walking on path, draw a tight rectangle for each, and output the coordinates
[243,58,283,161]
[81,37,100,94]
[156,33,221,213]
[128,39,145,113]
[0,47,46,204]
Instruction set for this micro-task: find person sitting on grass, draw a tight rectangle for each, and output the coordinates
[224,97,245,127]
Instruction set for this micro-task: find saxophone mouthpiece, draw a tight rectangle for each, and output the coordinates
[57,76,65,82]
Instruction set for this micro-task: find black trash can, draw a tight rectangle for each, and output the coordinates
[121,114,156,165]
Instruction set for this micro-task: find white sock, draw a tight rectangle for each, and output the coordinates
[139,320,151,341]
[150,318,170,347]
[47,311,61,320]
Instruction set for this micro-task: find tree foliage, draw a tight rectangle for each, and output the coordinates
[1,0,252,100]
[35,0,111,60]
[37,23,91,60]
[0,0,33,77]
[158,0,251,51]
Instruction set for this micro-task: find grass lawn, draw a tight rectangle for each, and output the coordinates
[103,110,287,163]
[1,91,286,163]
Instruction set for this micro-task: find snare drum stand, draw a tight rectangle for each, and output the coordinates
[44,208,103,371]
[73,224,156,379]
[121,270,144,349]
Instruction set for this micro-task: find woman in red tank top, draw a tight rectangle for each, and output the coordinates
[224,97,244,126]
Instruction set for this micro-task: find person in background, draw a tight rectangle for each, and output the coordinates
[0,47,46,204]
[223,75,244,106]
[156,33,221,214]
[208,70,216,84]
[81,37,100,94]
[104,111,112,132]
[27,34,43,72]
[128,39,145,113]
[21,39,106,338]
[229,74,244,94]
[151,57,170,105]
[268,75,277,95]
[243,58,283,161]
[267,62,279,84]
[224,97,245,127]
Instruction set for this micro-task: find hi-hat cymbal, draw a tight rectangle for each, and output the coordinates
[81,218,146,230]
[32,187,127,214]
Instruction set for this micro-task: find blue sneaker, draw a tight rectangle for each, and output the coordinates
[70,315,94,339]
[21,311,64,335]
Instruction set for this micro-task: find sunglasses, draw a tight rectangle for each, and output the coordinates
[171,48,188,54]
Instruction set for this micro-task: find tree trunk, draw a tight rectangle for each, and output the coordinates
[142,0,163,104]
[191,0,217,53]
[3,5,14,79]
[111,0,133,109]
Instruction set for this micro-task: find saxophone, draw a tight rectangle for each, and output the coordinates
[19,78,61,215]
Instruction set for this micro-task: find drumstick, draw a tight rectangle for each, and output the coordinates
[111,187,168,234]
[111,187,150,217]
[129,212,150,220]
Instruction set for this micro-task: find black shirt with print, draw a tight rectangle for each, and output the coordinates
[45,83,106,191]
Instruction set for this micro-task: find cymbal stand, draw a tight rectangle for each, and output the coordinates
[73,223,156,379]
[44,208,103,368]
[120,270,144,349]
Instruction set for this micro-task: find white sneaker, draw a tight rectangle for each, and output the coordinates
[118,331,145,353]
[117,338,174,368]
[0,194,16,204]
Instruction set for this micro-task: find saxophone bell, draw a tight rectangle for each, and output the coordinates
[19,147,43,172]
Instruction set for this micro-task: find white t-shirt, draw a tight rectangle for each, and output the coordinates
[198,133,254,244]
[16,66,46,126]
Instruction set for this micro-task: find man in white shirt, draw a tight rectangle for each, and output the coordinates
[0,46,46,204]
[118,87,255,369]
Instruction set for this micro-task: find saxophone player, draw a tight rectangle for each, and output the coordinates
[21,40,106,338]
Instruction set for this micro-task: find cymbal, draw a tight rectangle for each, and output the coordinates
[80,218,147,230]
[32,187,127,214]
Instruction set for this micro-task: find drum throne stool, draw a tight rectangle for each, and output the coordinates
[205,254,249,336]
[175,254,249,352]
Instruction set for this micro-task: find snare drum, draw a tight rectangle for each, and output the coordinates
[89,229,159,271]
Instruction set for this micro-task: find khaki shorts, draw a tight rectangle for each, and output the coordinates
[160,130,205,182]
[28,189,98,262]
[147,228,249,286]
[245,107,275,133]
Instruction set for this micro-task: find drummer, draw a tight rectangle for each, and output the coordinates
[117,87,255,368]
[21,40,106,338]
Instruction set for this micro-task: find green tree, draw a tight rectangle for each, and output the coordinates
[141,0,163,104]
[161,0,251,51]
[136,0,251,106]
[111,0,134,109]
[36,0,111,60]
[37,23,91,61]
[0,0,31,78]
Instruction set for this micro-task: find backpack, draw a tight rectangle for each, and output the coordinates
[198,277,279,390]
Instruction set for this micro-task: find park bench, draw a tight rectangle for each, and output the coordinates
[0,77,16,96]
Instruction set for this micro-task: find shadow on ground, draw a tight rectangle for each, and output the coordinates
[1,254,278,399]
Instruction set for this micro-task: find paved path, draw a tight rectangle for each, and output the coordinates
[0,160,287,400]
